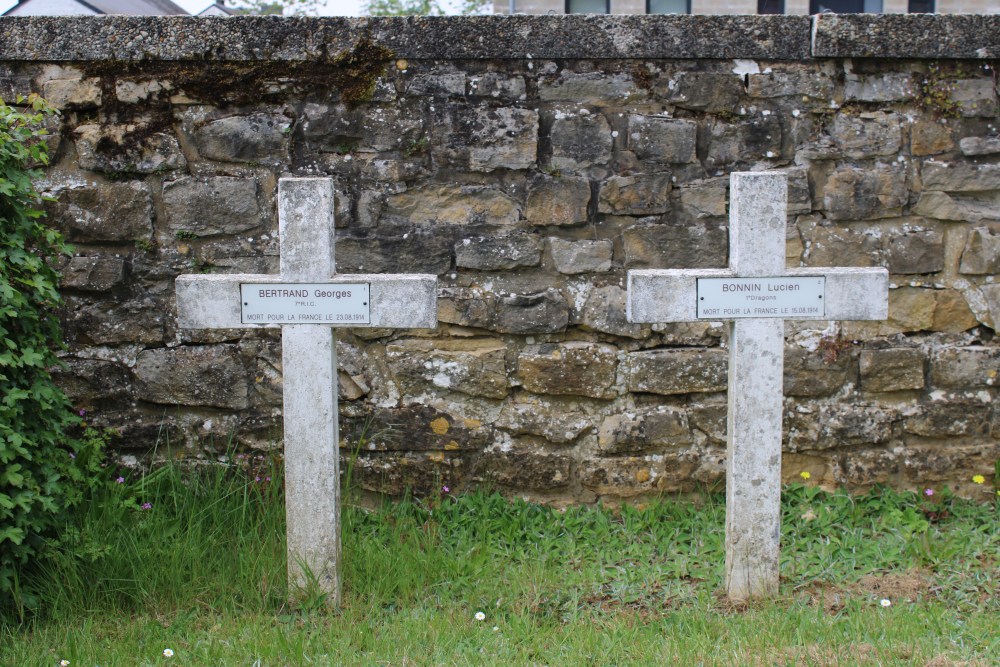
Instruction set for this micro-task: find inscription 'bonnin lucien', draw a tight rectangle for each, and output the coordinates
[721,282,801,293]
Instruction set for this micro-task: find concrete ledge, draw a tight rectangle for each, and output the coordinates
[1,14,996,64]
[812,14,1000,59]
[0,15,811,61]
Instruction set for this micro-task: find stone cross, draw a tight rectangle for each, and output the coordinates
[627,171,888,601]
[175,178,437,606]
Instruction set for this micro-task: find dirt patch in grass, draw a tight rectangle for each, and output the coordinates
[854,569,935,604]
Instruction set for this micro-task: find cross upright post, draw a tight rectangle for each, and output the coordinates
[175,177,437,607]
[627,171,888,601]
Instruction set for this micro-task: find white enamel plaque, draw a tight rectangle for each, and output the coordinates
[697,276,825,319]
[240,283,371,325]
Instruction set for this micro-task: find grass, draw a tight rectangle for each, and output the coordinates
[1,457,996,666]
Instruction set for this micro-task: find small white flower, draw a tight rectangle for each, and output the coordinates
[880,598,891,607]
[163,648,174,657]
[493,626,500,632]
[475,611,486,621]
[60,661,70,667]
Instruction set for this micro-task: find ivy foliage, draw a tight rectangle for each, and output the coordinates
[0,94,103,609]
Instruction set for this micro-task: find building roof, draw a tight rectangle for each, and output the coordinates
[3,0,189,15]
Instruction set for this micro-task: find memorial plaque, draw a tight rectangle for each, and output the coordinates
[240,282,370,325]
[697,276,825,319]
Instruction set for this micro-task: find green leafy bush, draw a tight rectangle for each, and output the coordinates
[0,94,103,612]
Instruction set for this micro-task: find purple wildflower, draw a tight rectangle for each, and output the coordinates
[924,488,934,497]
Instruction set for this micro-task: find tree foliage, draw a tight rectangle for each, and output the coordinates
[229,0,322,16]
[0,94,103,614]
[363,0,491,16]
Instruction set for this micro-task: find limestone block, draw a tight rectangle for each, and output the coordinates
[598,173,672,215]
[740,115,784,159]
[539,71,639,104]
[385,185,520,226]
[51,359,133,411]
[115,79,172,103]
[347,452,464,496]
[598,406,692,455]
[913,191,1000,223]
[496,289,570,334]
[983,284,1000,331]
[786,404,896,451]
[386,338,508,400]
[550,111,612,170]
[622,220,727,269]
[929,347,999,389]
[162,177,263,237]
[455,233,541,270]
[340,405,492,453]
[959,135,1000,156]
[75,124,187,174]
[705,115,783,166]
[801,223,879,268]
[900,444,1000,487]
[885,225,944,275]
[842,448,901,488]
[548,238,613,274]
[579,285,649,339]
[950,78,998,117]
[823,166,907,221]
[959,228,999,275]
[844,73,915,102]
[335,228,452,275]
[64,295,166,345]
[302,101,423,153]
[910,120,953,156]
[829,112,902,158]
[52,181,153,242]
[526,174,590,226]
[666,72,740,113]
[930,290,978,333]
[469,73,526,101]
[516,342,618,399]
[60,257,126,292]
[195,113,291,165]
[783,346,851,398]
[860,348,925,393]
[921,161,1000,192]
[689,404,727,445]
[495,404,592,444]
[581,452,698,496]
[627,115,697,163]
[626,348,727,396]
[42,77,101,108]
[904,402,992,438]
[437,287,499,330]
[747,69,834,99]
[472,447,572,491]
[471,108,538,172]
[405,71,466,96]
[135,345,248,410]
[679,178,727,219]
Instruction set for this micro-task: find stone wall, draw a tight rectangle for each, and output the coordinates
[1,14,997,501]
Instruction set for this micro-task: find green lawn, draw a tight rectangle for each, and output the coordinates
[2,460,996,666]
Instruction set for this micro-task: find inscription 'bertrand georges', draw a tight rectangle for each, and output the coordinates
[257,288,356,299]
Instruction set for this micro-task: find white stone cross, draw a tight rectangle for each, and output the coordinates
[627,171,888,601]
[175,177,437,606]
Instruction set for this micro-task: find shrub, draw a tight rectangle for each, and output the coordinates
[0,94,103,613]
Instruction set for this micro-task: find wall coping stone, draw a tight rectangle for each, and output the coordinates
[812,14,1000,60]
[0,14,995,63]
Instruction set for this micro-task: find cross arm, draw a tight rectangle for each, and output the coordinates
[627,267,888,323]
[176,273,437,329]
